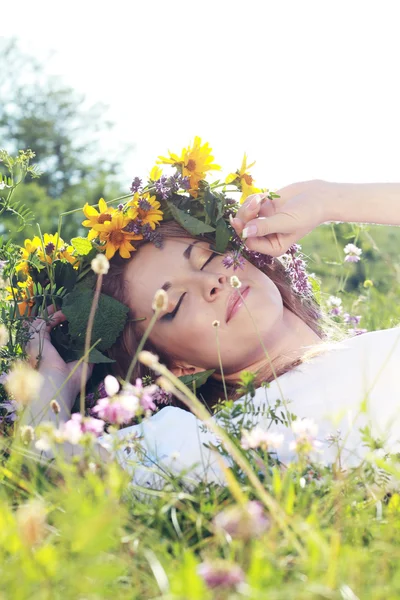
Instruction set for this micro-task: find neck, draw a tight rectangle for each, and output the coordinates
[218,306,323,386]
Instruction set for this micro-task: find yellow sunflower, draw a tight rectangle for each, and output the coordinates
[6,276,35,316]
[126,192,163,230]
[225,153,262,203]
[82,198,115,241]
[20,236,42,261]
[157,136,221,198]
[92,212,143,259]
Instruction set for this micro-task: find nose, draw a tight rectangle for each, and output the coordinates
[201,272,228,301]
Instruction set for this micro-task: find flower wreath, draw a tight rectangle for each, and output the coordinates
[5,137,317,367]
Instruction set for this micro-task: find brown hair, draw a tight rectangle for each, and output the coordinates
[101,221,347,411]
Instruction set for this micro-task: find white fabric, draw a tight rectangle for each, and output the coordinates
[101,327,400,488]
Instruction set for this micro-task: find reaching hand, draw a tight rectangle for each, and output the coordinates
[25,306,93,398]
[230,179,334,257]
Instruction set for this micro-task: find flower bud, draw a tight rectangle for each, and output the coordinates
[16,499,47,547]
[20,425,35,445]
[230,275,242,289]
[138,351,160,369]
[91,253,110,275]
[152,289,169,312]
[156,376,175,393]
[104,375,120,397]
[0,324,9,347]
[50,399,60,415]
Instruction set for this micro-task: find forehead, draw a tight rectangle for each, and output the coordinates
[124,237,195,309]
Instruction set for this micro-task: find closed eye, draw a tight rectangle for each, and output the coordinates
[160,250,218,322]
[160,292,186,321]
[201,252,218,270]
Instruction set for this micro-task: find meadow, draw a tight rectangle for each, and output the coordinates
[1,156,400,600]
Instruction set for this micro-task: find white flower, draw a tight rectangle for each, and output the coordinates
[5,361,43,405]
[152,289,169,312]
[91,253,110,275]
[104,374,120,397]
[212,320,220,328]
[291,418,318,438]
[230,275,242,289]
[0,324,9,347]
[327,295,342,307]
[241,426,284,451]
[35,436,52,452]
[0,182,6,190]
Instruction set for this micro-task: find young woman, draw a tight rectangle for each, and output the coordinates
[24,180,400,488]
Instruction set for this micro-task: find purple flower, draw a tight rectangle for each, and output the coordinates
[343,313,362,326]
[222,250,246,271]
[117,203,124,211]
[154,174,191,200]
[130,177,143,193]
[152,386,172,405]
[128,378,158,412]
[141,223,164,248]
[246,250,274,270]
[344,243,362,263]
[67,413,105,438]
[198,561,245,590]
[92,394,139,425]
[282,244,313,297]
[213,500,270,540]
[138,198,152,211]
[124,220,142,235]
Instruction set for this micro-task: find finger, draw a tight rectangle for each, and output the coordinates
[242,212,297,240]
[235,193,268,225]
[245,233,295,257]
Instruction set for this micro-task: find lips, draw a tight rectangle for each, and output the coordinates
[226,286,250,323]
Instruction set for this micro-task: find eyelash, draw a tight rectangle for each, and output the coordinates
[160,251,219,321]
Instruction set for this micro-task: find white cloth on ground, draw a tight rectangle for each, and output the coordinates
[99,327,400,488]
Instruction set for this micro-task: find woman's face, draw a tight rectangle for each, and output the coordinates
[124,237,284,374]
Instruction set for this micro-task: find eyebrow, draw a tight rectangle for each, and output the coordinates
[182,240,202,259]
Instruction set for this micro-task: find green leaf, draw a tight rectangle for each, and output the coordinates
[179,369,215,390]
[215,219,230,253]
[53,261,78,293]
[87,347,115,363]
[167,203,215,235]
[71,236,93,256]
[62,288,129,353]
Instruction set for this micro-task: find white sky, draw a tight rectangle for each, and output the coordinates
[3,0,400,191]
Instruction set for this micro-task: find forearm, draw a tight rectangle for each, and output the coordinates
[19,370,75,429]
[324,182,400,227]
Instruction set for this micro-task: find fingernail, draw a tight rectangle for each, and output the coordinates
[249,195,262,210]
[242,225,257,238]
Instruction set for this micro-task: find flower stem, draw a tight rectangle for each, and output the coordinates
[80,274,103,415]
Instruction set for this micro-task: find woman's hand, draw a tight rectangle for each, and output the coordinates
[230,179,335,257]
[26,307,93,400]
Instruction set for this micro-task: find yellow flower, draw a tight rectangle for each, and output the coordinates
[93,212,143,259]
[21,237,42,261]
[225,153,262,203]
[126,193,163,230]
[82,198,115,241]
[157,136,221,198]
[6,276,35,316]
[149,165,163,182]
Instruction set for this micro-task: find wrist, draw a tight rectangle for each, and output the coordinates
[318,181,347,223]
